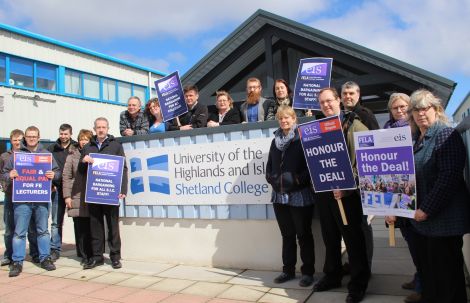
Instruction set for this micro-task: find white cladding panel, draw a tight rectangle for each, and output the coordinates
[0,87,125,141]
[0,30,156,86]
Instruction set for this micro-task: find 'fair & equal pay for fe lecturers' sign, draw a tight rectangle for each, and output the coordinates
[298,116,356,192]
[13,152,52,203]
[354,127,416,218]
[125,137,272,205]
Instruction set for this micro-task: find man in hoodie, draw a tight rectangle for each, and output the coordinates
[80,117,128,270]
[1,126,60,277]
[47,123,76,261]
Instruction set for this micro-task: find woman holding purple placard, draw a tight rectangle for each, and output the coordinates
[408,89,470,303]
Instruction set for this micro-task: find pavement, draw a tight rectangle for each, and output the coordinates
[0,220,468,303]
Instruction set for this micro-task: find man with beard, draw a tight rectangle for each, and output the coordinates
[169,85,208,130]
[48,123,77,261]
[120,96,149,136]
[240,78,272,122]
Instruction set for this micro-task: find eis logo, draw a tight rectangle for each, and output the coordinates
[300,63,327,76]
[158,76,178,93]
[92,158,120,173]
[358,135,374,147]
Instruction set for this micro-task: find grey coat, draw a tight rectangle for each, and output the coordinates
[62,145,89,217]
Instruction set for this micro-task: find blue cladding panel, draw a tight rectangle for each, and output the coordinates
[183,206,198,218]
[247,205,267,220]
[138,206,151,218]
[149,139,161,148]
[216,205,230,219]
[199,206,215,219]
[229,205,248,219]
[125,206,138,217]
[153,206,166,218]
[122,142,133,151]
[135,141,147,149]
[212,133,225,142]
[267,204,276,219]
[167,205,181,218]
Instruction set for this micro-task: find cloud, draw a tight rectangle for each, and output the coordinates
[0,0,328,40]
[112,53,171,74]
[309,0,470,76]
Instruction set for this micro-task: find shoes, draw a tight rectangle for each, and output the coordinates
[111,260,122,269]
[9,262,23,277]
[41,258,56,271]
[1,258,12,266]
[31,256,40,264]
[80,258,88,266]
[346,290,365,303]
[50,250,60,262]
[83,259,104,270]
[313,277,341,292]
[404,292,422,303]
[273,272,295,284]
[299,275,314,287]
[401,279,416,290]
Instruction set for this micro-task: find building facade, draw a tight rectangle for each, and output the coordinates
[0,23,165,143]
[453,92,470,125]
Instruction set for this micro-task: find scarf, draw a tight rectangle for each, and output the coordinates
[274,124,297,152]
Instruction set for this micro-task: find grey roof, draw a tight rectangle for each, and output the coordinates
[182,9,455,106]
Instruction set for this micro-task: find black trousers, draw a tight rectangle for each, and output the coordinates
[273,203,315,276]
[88,203,121,262]
[415,233,467,303]
[73,217,92,259]
[315,191,370,293]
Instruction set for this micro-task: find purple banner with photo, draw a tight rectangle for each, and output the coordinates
[354,127,416,218]
[154,71,188,122]
[12,152,52,203]
[85,153,125,206]
[292,57,333,110]
[298,116,356,192]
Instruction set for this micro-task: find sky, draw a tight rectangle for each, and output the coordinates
[1,0,469,118]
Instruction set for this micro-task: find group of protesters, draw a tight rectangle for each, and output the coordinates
[1,75,469,303]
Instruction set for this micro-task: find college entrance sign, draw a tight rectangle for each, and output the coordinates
[124,137,273,205]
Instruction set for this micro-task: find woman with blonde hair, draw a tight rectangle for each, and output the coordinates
[207,91,241,127]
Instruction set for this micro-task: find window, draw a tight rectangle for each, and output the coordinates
[10,57,33,88]
[36,62,57,91]
[118,81,131,103]
[83,73,99,99]
[133,85,146,103]
[103,78,116,101]
[65,69,81,95]
[0,55,5,83]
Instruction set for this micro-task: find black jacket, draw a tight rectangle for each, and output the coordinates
[265,129,311,193]
[169,102,208,130]
[351,103,380,130]
[48,139,77,187]
[208,107,241,125]
[79,135,128,195]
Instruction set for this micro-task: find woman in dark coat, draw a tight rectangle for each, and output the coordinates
[207,90,241,127]
[265,105,315,287]
[62,129,93,265]
[408,89,470,303]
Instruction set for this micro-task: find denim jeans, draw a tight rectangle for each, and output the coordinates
[12,203,51,263]
[50,190,65,252]
[3,196,38,260]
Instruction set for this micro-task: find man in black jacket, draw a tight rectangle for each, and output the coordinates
[47,123,76,261]
[80,117,128,270]
[169,85,208,130]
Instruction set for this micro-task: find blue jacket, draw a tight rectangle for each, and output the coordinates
[411,122,470,236]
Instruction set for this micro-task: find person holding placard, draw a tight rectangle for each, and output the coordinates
[266,79,311,120]
[1,126,60,277]
[169,85,208,130]
[314,88,369,303]
[207,91,241,127]
[81,117,128,270]
[266,106,316,287]
[408,89,470,303]
[144,98,170,133]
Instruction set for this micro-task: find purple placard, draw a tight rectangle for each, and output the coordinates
[85,153,125,205]
[154,71,188,122]
[298,116,356,192]
[12,152,52,203]
[292,57,333,110]
[356,146,415,175]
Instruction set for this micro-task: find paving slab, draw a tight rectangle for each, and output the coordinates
[217,285,269,302]
[88,271,135,285]
[158,265,242,283]
[259,288,313,303]
[85,284,139,301]
[160,293,211,303]
[306,291,406,303]
[147,278,196,293]
[65,269,108,281]
[181,281,231,297]
[371,259,415,275]
[116,288,173,303]
[41,266,83,277]
[226,270,321,289]
[116,274,163,288]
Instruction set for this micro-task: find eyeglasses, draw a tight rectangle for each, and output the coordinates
[217,99,229,103]
[412,106,432,113]
[391,105,408,112]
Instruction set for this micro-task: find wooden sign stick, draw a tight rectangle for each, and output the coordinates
[336,198,348,225]
[389,222,396,247]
